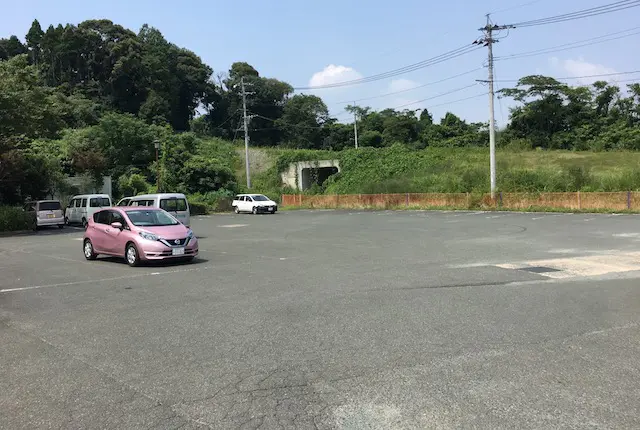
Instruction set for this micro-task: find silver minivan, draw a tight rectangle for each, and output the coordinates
[125,193,190,227]
[24,200,65,229]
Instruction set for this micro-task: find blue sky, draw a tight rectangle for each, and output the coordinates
[4,0,640,125]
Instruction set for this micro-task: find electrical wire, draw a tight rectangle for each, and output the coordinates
[492,70,640,83]
[249,91,487,129]
[491,0,546,15]
[495,26,640,60]
[331,68,484,105]
[250,113,331,130]
[293,44,481,90]
[388,83,480,109]
[509,0,640,28]
[420,93,487,110]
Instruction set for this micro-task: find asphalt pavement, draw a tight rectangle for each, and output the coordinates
[1,210,640,429]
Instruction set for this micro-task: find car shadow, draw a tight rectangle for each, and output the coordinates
[95,256,209,267]
[36,226,85,235]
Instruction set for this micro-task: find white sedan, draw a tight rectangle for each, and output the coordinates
[232,194,278,214]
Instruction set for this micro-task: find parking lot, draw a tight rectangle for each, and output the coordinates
[2,210,640,429]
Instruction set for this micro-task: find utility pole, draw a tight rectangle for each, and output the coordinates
[240,77,254,189]
[353,103,359,149]
[476,15,513,199]
[154,139,161,192]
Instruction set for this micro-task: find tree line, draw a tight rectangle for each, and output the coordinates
[1,19,639,204]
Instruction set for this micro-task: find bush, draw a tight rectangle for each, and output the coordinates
[0,206,35,232]
[188,201,209,215]
[188,189,235,214]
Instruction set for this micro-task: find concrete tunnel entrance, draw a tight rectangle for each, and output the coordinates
[301,166,339,190]
[281,160,341,191]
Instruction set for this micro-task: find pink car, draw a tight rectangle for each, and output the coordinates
[82,207,198,267]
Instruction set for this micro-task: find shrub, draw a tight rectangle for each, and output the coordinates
[188,201,209,215]
[0,206,35,232]
[188,189,235,213]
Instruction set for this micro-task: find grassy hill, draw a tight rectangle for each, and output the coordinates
[240,145,640,198]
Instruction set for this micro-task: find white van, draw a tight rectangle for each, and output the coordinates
[126,193,190,227]
[65,194,112,228]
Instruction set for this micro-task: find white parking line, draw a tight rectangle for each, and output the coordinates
[0,266,209,294]
[218,224,248,228]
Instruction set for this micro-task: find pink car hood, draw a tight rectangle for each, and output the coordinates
[137,224,190,240]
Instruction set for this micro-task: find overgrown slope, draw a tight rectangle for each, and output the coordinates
[262,145,640,195]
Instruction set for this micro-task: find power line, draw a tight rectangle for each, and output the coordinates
[389,84,479,109]
[422,93,487,110]
[331,68,484,105]
[249,93,487,130]
[491,0,546,15]
[492,70,640,83]
[509,0,640,28]
[495,26,640,60]
[293,44,481,90]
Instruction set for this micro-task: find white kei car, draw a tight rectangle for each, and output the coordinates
[232,194,278,214]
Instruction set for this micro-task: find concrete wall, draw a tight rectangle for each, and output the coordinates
[281,160,340,191]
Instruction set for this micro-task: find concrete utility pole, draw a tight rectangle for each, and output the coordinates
[240,77,254,189]
[476,15,513,199]
[154,139,161,192]
[353,103,359,149]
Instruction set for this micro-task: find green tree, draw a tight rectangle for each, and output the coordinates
[359,130,383,148]
[381,110,419,144]
[276,94,330,148]
[180,156,237,194]
[0,36,26,60]
[25,20,44,64]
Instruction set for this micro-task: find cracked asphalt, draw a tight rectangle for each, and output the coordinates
[1,210,640,429]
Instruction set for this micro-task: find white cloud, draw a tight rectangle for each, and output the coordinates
[388,78,419,93]
[308,64,363,88]
[550,57,617,85]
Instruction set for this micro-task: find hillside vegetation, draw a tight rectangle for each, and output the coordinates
[248,146,640,197]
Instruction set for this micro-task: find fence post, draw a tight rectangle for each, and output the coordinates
[499,192,503,208]
[577,191,581,210]
[628,191,632,210]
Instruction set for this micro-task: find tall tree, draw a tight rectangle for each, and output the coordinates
[25,20,44,64]
[276,94,330,148]
[0,35,27,60]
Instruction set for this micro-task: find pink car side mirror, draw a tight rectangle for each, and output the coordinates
[111,222,123,230]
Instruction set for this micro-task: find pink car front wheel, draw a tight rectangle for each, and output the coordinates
[83,239,97,260]
[125,243,141,267]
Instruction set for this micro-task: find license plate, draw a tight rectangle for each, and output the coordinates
[269,207,273,211]
[172,247,185,256]
[47,214,55,218]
